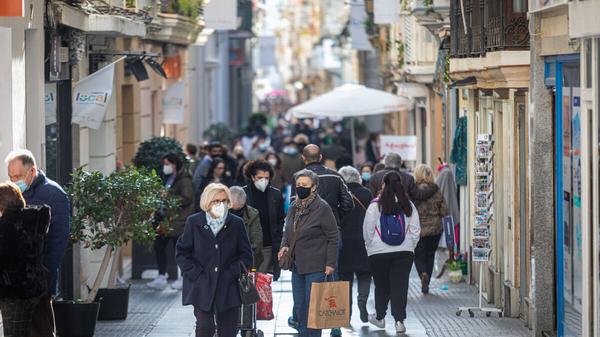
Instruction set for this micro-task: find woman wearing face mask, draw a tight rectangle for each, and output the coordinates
[0,182,50,337]
[277,169,338,337]
[265,152,286,190]
[243,160,286,280]
[197,158,233,200]
[360,163,374,187]
[248,137,270,161]
[176,183,253,337]
[147,153,195,290]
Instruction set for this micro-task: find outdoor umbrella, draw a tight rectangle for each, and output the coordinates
[286,83,413,163]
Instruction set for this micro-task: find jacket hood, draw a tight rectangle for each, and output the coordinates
[1,205,51,230]
[415,182,439,196]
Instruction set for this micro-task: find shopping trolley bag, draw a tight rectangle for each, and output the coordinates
[255,273,274,320]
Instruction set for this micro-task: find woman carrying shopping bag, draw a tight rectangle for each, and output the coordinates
[363,171,421,334]
[277,169,339,337]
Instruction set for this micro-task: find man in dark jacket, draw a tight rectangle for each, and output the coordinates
[294,144,354,225]
[6,149,70,337]
[368,152,436,202]
[243,160,286,281]
[337,166,373,323]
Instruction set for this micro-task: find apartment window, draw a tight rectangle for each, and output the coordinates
[512,0,527,13]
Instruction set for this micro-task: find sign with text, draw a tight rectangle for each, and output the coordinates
[0,0,24,17]
[379,135,418,161]
[204,0,237,30]
[44,83,57,126]
[72,58,121,129]
[374,0,400,24]
[162,81,185,125]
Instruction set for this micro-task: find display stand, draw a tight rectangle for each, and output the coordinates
[456,134,503,318]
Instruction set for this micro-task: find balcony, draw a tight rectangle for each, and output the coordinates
[409,0,451,33]
[450,0,529,58]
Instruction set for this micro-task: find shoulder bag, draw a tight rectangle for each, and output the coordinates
[238,261,260,305]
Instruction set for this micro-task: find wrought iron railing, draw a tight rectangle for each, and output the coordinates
[450,0,529,58]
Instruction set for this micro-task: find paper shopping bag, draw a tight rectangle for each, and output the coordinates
[307,280,350,329]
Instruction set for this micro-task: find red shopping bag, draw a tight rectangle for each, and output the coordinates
[255,272,274,320]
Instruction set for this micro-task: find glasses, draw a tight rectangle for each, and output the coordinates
[211,198,229,204]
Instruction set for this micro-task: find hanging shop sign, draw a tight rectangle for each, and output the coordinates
[204,0,238,30]
[45,83,57,126]
[379,135,417,161]
[72,57,122,130]
[374,0,400,24]
[0,0,23,17]
[162,81,185,125]
[349,0,374,51]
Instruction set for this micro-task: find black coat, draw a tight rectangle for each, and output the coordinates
[0,206,50,299]
[368,167,436,202]
[169,170,195,237]
[243,185,285,280]
[176,212,253,312]
[339,183,373,273]
[292,163,354,225]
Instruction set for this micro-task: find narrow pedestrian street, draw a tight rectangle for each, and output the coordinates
[81,257,528,337]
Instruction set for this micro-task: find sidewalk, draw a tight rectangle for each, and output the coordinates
[93,266,530,337]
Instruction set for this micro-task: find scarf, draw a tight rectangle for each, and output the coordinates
[206,211,227,236]
[292,192,317,231]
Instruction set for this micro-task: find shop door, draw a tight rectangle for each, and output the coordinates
[554,59,582,337]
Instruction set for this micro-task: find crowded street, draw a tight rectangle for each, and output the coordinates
[2,0,600,337]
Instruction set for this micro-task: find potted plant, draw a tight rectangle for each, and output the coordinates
[56,167,179,335]
[447,260,464,283]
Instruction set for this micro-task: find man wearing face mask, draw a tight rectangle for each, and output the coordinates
[242,160,285,281]
[280,139,303,184]
[5,149,70,337]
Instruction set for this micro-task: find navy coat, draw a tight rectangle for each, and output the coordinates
[176,211,253,312]
[22,171,70,296]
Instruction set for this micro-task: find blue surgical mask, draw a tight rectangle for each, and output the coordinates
[284,147,298,156]
[15,180,28,193]
[361,172,372,182]
[258,143,268,151]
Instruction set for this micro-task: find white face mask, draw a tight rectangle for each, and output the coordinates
[163,165,174,175]
[254,178,269,192]
[268,158,278,167]
[211,202,227,218]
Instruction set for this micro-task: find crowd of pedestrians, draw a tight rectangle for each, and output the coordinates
[0,119,458,337]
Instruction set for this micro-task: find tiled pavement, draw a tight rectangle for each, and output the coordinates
[0,256,532,337]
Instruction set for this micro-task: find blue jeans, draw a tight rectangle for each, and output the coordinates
[292,269,326,337]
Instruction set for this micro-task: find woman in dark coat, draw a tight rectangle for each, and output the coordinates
[147,153,195,290]
[278,169,338,337]
[338,166,374,323]
[176,183,253,337]
[197,158,234,196]
[412,164,449,294]
[0,182,50,337]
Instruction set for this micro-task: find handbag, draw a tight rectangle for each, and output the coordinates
[278,208,307,270]
[238,262,260,305]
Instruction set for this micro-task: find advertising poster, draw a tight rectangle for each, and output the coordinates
[379,135,417,161]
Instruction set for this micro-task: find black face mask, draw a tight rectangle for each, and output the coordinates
[296,186,312,200]
[230,208,243,217]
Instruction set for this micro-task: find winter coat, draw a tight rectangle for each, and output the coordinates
[436,166,460,224]
[240,205,263,251]
[169,170,196,237]
[292,163,354,226]
[412,183,449,237]
[281,195,339,274]
[0,206,50,299]
[176,212,253,312]
[243,185,285,280]
[339,183,373,273]
[363,201,421,256]
[22,171,70,296]
[368,168,436,202]
[280,152,304,184]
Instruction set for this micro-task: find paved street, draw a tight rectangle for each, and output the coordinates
[91,260,530,337]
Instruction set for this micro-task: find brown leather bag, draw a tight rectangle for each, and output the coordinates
[278,210,306,270]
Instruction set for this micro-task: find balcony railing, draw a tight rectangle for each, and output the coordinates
[450,0,529,58]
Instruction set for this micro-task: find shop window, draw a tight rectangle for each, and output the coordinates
[44,83,58,181]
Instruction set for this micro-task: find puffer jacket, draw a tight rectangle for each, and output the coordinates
[412,183,449,237]
[0,205,50,299]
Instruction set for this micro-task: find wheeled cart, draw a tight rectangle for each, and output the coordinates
[239,272,264,337]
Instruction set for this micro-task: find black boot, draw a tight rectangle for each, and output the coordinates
[421,272,430,294]
[358,301,368,323]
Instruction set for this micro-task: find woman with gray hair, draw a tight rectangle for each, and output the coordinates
[229,186,263,267]
[338,166,374,322]
[278,169,338,337]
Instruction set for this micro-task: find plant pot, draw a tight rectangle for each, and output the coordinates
[54,301,100,337]
[95,285,131,320]
[448,270,464,283]
[460,261,469,275]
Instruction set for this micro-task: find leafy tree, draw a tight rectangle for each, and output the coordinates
[69,167,180,302]
[133,137,186,179]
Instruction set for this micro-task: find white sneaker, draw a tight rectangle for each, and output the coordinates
[146,274,168,290]
[368,314,385,329]
[395,321,406,334]
[171,277,183,290]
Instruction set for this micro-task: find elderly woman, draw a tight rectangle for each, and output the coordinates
[412,164,449,294]
[229,186,263,266]
[0,182,50,337]
[176,183,253,337]
[278,169,338,337]
[338,166,374,323]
